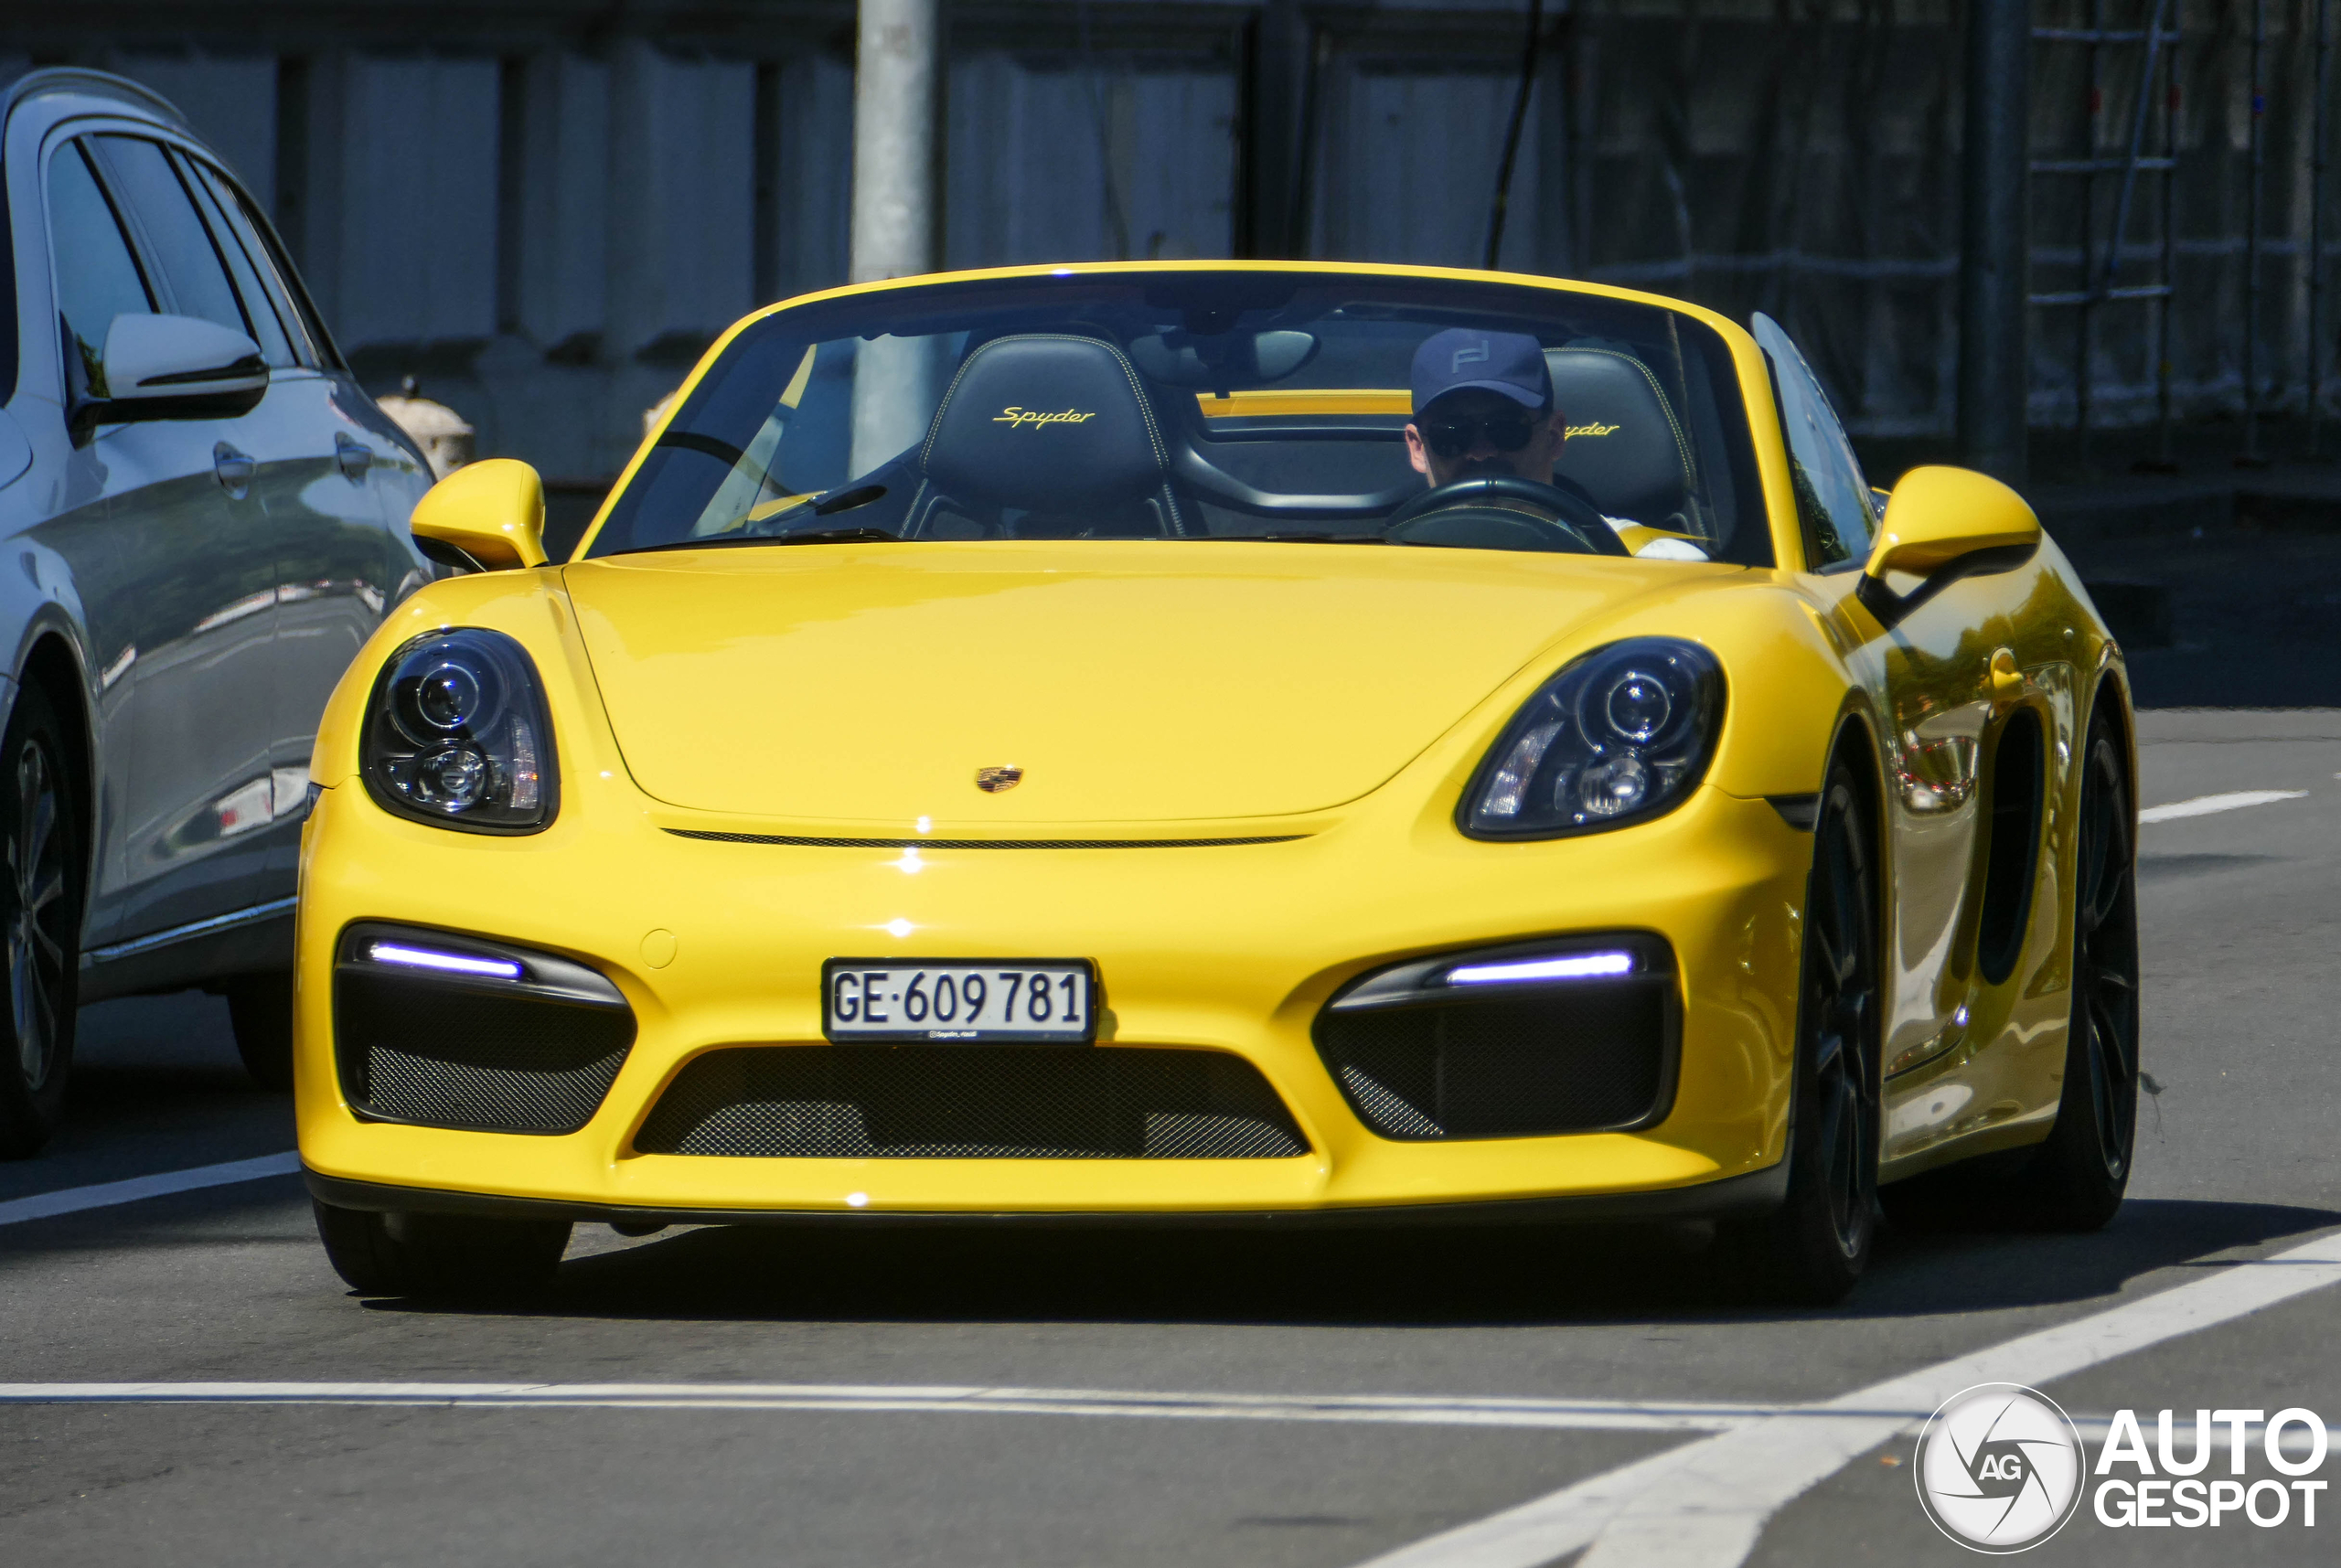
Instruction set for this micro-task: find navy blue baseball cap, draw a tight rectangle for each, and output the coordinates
[1410,328,1553,417]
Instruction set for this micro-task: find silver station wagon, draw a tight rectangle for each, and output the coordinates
[0,69,435,1152]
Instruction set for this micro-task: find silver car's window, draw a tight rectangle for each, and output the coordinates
[1750,313,1876,569]
[592,272,1769,566]
[176,150,295,369]
[47,140,155,400]
[187,161,325,368]
[90,135,250,341]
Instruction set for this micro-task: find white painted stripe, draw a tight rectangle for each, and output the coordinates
[1357,1225,2341,1568]
[2138,789,2307,823]
[0,1151,301,1228]
[0,1381,1770,1432]
[5,1373,2325,1456]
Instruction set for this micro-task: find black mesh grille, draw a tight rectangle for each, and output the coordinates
[334,968,635,1135]
[635,1046,1308,1158]
[1315,980,1674,1140]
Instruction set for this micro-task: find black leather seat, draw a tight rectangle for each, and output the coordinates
[1545,347,1700,537]
[905,334,1191,539]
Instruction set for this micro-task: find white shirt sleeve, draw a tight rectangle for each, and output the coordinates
[1603,516,1711,561]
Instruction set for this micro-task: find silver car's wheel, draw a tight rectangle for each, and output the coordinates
[0,685,82,1158]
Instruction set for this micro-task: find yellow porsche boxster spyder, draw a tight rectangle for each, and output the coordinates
[296,262,2138,1304]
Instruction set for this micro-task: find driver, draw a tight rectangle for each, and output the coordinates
[1403,329,1708,560]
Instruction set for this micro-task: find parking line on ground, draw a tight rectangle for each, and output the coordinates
[2138,789,2307,824]
[0,1151,301,1229]
[1354,1225,2341,1568]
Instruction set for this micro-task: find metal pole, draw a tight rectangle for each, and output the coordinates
[2077,0,2101,456]
[1961,0,2032,485]
[2312,0,2333,457]
[1239,0,1311,259]
[2155,27,2178,466]
[2241,0,2265,464]
[850,0,938,284]
[1484,0,1546,269]
[850,0,940,475]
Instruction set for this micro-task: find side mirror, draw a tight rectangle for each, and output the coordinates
[1855,465,2041,628]
[91,314,268,422]
[409,458,550,572]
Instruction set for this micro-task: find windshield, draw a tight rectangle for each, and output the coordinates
[585,270,1769,566]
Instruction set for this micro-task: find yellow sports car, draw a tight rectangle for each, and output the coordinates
[295,261,2138,1305]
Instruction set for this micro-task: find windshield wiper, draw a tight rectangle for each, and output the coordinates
[767,527,903,546]
[1247,532,1391,544]
[613,526,903,557]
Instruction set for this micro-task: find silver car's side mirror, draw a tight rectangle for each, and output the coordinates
[93,314,268,421]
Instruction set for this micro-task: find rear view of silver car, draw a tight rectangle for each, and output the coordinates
[0,69,435,1153]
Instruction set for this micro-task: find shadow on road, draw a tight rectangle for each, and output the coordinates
[360,1196,2339,1329]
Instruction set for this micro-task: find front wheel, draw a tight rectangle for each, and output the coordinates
[314,1200,571,1300]
[0,686,84,1159]
[1717,752,1882,1304]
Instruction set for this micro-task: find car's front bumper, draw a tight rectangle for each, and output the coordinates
[294,775,1812,1221]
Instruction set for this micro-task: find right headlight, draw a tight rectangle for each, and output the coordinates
[1458,637,1725,839]
[360,628,558,834]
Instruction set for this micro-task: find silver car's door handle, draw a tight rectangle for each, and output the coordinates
[336,432,373,482]
[213,443,255,499]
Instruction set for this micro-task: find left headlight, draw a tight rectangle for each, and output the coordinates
[1459,637,1724,839]
[360,628,557,834]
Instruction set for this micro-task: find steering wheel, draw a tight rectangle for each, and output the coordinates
[1383,476,1631,558]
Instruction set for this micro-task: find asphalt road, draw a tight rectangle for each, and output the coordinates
[4,707,2339,1567]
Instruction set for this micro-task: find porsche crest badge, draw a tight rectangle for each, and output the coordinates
[975,765,1023,794]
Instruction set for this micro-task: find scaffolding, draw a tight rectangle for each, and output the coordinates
[2028,0,2181,465]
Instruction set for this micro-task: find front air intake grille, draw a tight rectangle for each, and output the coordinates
[635,1046,1309,1159]
[333,923,635,1135]
[1314,937,1679,1140]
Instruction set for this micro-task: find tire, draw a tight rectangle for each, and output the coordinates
[1717,751,1883,1304]
[2005,710,2139,1228]
[0,685,84,1159]
[313,1199,571,1300]
[227,972,296,1091]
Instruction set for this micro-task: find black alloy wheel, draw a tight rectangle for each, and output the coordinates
[0,685,82,1159]
[1718,752,1881,1304]
[313,1200,572,1301]
[2010,710,2140,1228]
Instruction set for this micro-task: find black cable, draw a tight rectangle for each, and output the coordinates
[1484,0,1545,270]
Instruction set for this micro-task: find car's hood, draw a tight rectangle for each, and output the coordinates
[563,542,1716,824]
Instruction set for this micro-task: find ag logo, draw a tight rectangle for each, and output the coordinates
[1915,1383,2085,1552]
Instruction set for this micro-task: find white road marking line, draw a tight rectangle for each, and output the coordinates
[0,1151,301,1229]
[2138,788,2307,823]
[0,1381,1771,1431]
[5,1374,2325,1453]
[1357,1225,2341,1568]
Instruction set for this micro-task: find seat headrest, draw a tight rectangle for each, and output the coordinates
[921,335,1171,511]
[1545,347,1697,529]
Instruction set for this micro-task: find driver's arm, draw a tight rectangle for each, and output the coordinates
[1605,517,1711,560]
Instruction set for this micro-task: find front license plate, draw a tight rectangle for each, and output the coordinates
[822,958,1097,1043]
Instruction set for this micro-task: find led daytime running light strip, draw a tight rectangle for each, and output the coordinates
[367,942,524,980]
[1444,951,1634,986]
